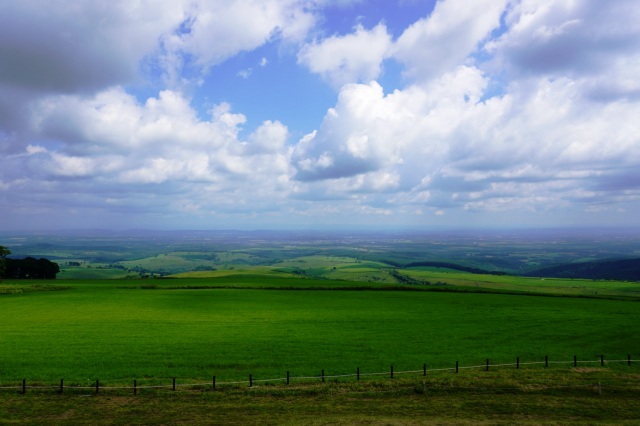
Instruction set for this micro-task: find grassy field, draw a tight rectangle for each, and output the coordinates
[400,267,640,298]
[2,272,640,424]
[1,276,639,386]
[3,231,640,423]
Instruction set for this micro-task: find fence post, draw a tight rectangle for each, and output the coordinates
[96,379,99,395]
[134,379,137,395]
[321,369,325,383]
[545,355,548,368]
[517,357,520,369]
[455,361,458,374]
[287,371,290,385]
[249,374,252,388]
[60,379,64,394]
[486,359,489,372]
[173,377,176,391]
[357,367,360,381]
[213,376,216,390]
[574,355,577,368]
[600,355,604,366]
[391,365,394,379]
[423,363,427,377]
[22,379,26,394]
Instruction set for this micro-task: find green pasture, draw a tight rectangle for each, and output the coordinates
[1,276,639,386]
[57,266,132,280]
[401,268,640,298]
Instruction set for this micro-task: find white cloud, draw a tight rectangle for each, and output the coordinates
[8,88,295,214]
[488,0,640,78]
[2,0,640,229]
[393,0,507,82]
[298,23,392,88]
[292,52,640,213]
[292,66,488,184]
[0,0,183,94]
[0,0,319,135]
[164,0,316,78]
[285,0,640,222]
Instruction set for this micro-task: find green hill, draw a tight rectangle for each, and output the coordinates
[524,257,640,281]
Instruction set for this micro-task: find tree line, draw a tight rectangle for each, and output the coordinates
[0,246,60,280]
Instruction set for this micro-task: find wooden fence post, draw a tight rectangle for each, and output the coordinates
[134,379,137,395]
[213,376,216,390]
[96,379,99,395]
[455,361,458,374]
[545,355,548,368]
[287,371,290,385]
[517,357,520,369]
[390,365,394,379]
[574,355,577,367]
[22,379,26,394]
[600,355,604,366]
[60,379,64,394]
[173,377,176,391]
[486,359,489,371]
[321,369,325,383]
[249,374,252,388]
[357,367,360,381]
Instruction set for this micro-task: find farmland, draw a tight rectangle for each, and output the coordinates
[1,229,640,424]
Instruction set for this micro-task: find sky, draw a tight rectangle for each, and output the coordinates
[1,0,640,231]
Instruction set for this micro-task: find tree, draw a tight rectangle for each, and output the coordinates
[0,246,11,279]
[3,255,60,280]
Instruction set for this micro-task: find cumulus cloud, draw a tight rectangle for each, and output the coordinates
[35,89,290,182]
[2,0,640,229]
[392,0,507,81]
[291,65,490,192]
[0,0,181,94]
[0,88,294,225]
[487,0,640,102]
[292,11,640,216]
[163,0,315,75]
[298,23,392,88]
[0,0,183,134]
[0,0,317,134]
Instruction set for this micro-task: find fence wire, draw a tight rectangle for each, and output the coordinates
[2,357,637,393]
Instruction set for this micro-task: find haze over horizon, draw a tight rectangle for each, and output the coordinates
[1,0,639,231]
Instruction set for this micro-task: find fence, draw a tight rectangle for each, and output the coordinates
[1,354,637,395]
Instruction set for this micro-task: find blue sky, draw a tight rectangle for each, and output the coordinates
[1,0,640,231]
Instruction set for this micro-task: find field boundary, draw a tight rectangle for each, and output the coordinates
[2,355,637,395]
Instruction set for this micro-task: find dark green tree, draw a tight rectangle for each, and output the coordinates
[4,256,60,280]
[0,246,11,279]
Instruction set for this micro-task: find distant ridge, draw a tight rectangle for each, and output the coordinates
[389,260,507,276]
[524,258,640,281]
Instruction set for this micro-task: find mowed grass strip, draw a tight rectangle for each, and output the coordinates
[1,277,639,385]
[2,369,640,425]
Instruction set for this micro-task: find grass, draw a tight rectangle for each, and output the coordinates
[399,267,640,298]
[1,276,639,385]
[1,273,640,424]
[1,368,639,425]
